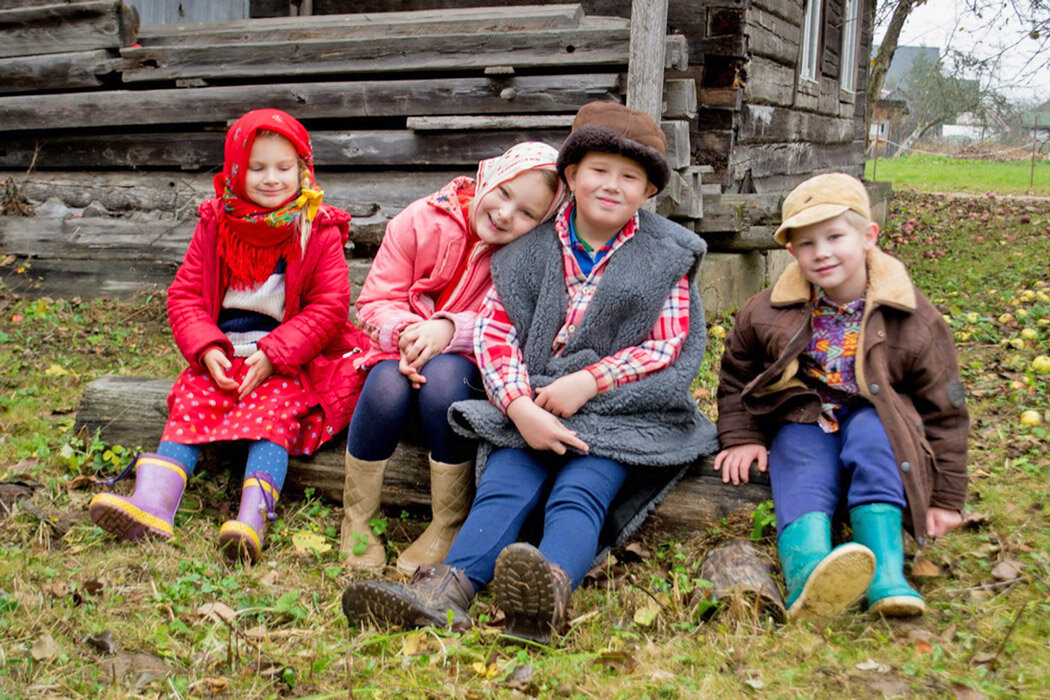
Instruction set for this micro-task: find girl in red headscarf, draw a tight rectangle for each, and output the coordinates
[89,109,369,564]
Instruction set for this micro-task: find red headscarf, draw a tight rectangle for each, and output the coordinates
[213,109,325,289]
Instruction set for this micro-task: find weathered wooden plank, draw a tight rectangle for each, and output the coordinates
[697,192,782,233]
[0,129,571,170]
[0,1,138,58]
[0,215,194,262]
[1,257,175,298]
[626,0,668,120]
[0,49,118,94]
[750,0,804,23]
[736,103,855,145]
[0,74,621,132]
[703,226,779,252]
[746,5,801,65]
[138,4,586,45]
[661,119,691,170]
[698,87,741,110]
[729,142,863,194]
[74,374,768,531]
[743,55,796,107]
[118,21,639,83]
[663,78,697,119]
[405,116,574,131]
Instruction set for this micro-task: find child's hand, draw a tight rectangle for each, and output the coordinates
[202,347,239,392]
[397,355,426,388]
[713,444,768,485]
[534,370,599,417]
[238,350,274,400]
[506,397,589,455]
[398,319,455,375]
[925,506,963,539]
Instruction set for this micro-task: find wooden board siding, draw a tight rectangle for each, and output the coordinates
[0,1,138,58]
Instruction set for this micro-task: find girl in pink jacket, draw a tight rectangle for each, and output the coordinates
[343,142,565,575]
[89,109,369,564]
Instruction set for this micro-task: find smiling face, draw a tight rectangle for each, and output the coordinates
[786,212,879,303]
[563,151,658,247]
[470,168,557,245]
[243,132,301,209]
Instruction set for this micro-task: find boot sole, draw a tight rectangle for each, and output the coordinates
[491,543,557,645]
[870,595,926,617]
[88,494,173,541]
[788,543,875,622]
[219,521,261,565]
[342,581,457,630]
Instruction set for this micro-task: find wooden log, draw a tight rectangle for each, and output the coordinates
[117,20,653,83]
[137,4,586,45]
[746,4,801,65]
[626,0,668,121]
[1,257,176,298]
[699,540,786,622]
[0,49,119,94]
[662,78,697,119]
[743,55,796,107]
[406,116,575,131]
[702,227,780,252]
[74,375,768,532]
[0,1,138,58]
[0,73,620,132]
[698,87,741,110]
[697,192,783,233]
[736,104,855,145]
[0,129,573,170]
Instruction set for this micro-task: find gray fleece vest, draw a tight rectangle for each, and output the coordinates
[449,208,718,468]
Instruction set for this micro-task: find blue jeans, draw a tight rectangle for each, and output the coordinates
[768,405,907,535]
[445,447,629,591]
[346,355,481,463]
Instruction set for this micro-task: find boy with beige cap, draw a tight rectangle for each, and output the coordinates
[715,172,969,621]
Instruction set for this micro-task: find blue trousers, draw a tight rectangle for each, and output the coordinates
[769,405,907,536]
[445,447,629,592]
[157,439,288,489]
[346,355,482,464]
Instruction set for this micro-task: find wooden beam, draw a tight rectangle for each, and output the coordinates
[626,0,669,121]
[405,115,574,131]
[74,375,769,532]
[0,73,620,132]
[0,1,138,58]
[0,49,118,94]
[138,4,585,45]
[118,20,637,83]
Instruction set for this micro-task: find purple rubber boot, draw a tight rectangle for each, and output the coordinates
[88,453,189,541]
[219,471,279,565]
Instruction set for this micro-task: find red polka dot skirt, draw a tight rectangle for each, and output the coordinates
[161,357,328,456]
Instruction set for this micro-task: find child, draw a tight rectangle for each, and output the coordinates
[341,142,566,575]
[714,172,969,620]
[341,101,718,645]
[89,109,368,564]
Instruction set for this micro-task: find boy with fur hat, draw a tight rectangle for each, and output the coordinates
[342,101,717,644]
[714,172,969,621]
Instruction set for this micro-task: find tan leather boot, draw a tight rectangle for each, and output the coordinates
[395,456,474,576]
[339,453,389,571]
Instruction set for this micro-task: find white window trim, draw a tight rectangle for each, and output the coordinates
[841,0,860,92]
[800,0,822,83]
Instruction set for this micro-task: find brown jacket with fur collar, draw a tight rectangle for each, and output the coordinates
[716,248,969,540]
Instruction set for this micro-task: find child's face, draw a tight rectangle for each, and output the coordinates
[244,133,300,208]
[786,213,878,303]
[564,152,658,241]
[471,168,556,245]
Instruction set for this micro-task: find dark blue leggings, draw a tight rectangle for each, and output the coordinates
[769,405,907,536]
[157,439,289,489]
[345,355,481,464]
[445,447,629,591]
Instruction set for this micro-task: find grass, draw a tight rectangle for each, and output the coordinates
[865,154,1050,196]
[1,188,1049,697]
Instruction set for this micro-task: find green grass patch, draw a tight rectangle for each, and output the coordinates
[866,154,1050,195]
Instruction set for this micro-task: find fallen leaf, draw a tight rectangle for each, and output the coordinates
[950,681,987,700]
[991,560,1022,581]
[83,577,105,596]
[911,555,943,578]
[189,677,228,696]
[259,570,281,587]
[593,651,637,673]
[44,364,72,377]
[290,530,331,555]
[83,630,118,655]
[505,663,534,690]
[623,542,650,561]
[30,632,61,661]
[914,638,933,655]
[40,582,67,597]
[855,658,890,672]
[400,631,426,657]
[197,601,237,623]
[66,475,99,490]
[972,651,996,665]
[961,510,988,529]
[743,678,765,689]
[633,602,660,627]
[472,661,499,680]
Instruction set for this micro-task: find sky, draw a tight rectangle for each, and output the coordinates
[879,0,1050,104]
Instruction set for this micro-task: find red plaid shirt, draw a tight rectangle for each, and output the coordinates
[475,203,692,411]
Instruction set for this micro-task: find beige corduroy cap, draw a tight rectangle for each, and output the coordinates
[773,172,872,245]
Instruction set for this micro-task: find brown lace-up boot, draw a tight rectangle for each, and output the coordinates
[341,563,474,633]
[491,543,572,645]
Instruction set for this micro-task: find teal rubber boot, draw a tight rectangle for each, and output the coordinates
[778,511,876,621]
[849,503,926,617]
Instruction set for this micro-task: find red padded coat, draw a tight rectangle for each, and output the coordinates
[167,198,369,444]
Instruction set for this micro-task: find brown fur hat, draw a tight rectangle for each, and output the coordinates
[557,101,671,193]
